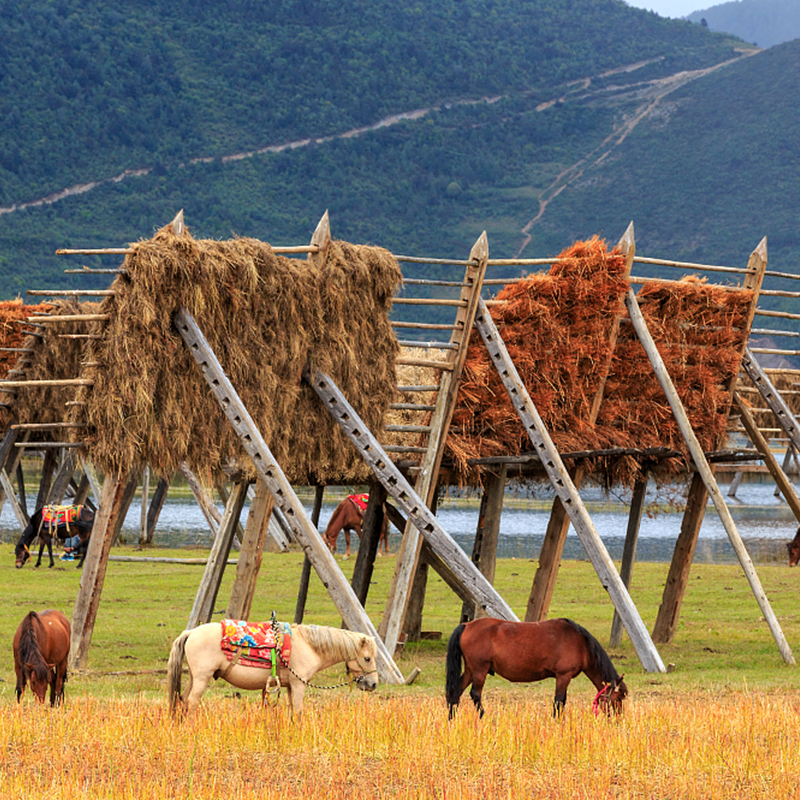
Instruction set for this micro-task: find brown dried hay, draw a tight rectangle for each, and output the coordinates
[445,239,753,487]
[71,225,402,484]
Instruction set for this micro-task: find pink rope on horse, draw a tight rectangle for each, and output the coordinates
[592,684,610,716]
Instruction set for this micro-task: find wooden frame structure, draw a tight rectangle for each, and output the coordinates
[2,210,799,677]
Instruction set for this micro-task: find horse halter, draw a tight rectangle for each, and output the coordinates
[592,676,624,716]
[346,656,378,690]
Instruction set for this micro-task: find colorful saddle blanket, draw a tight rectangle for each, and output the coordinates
[347,494,369,516]
[220,619,292,669]
[42,505,82,532]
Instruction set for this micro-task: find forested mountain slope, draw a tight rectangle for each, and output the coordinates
[0,0,764,299]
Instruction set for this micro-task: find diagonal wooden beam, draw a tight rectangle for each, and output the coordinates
[625,286,794,665]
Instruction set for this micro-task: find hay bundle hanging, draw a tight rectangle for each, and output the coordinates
[446,237,631,479]
[72,225,402,483]
[4,299,95,435]
[445,239,753,487]
[597,276,753,472]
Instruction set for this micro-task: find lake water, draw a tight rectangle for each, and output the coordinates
[2,478,796,564]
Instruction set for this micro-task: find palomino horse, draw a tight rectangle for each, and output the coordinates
[787,526,800,566]
[15,504,95,569]
[323,494,388,558]
[166,620,379,717]
[13,610,71,706]
[446,617,627,718]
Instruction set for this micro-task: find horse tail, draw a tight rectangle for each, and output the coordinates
[445,623,466,715]
[563,618,619,684]
[166,630,192,715]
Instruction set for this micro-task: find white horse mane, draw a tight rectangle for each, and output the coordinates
[293,624,374,661]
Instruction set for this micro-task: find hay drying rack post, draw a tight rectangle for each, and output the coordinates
[1,210,799,673]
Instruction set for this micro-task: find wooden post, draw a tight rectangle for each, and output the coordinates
[35,449,57,510]
[187,479,249,629]
[381,232,489,652]
[473,296,665,673]
[610,473,648,646]
[652,471,710,643]
[143,476,170,544]
[526,223,635,621]
[70,473,129,669]
[625,286,795,664]
[180,462,221,539]
[227,480,274,620]
[139,466,150,543]
[175,310,404,684]
[462,465,507,622]
[110,472,139,545]
[295,485,324,624]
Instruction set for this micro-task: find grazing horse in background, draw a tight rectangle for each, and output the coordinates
[13,609,71,706]
[446,617,627,719]
[787,526,800,566]
[166,619,379,717]
[323,494,389,558]
[15,504,95,569]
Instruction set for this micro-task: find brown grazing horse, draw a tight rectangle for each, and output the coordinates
[13,609,71,706]
[323,494,388,558]
[787,526,800,566]
[446,617,627,719]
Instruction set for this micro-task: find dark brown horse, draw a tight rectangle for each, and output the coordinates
[15,504,94,569]
[787,526,800,566]
[13,610,71,706]
[323,494,388,558]
[446,617,627,719]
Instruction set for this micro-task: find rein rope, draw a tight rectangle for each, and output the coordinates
[592,682,613,716]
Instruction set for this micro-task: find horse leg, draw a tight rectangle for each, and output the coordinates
[553,675,571,717]
[287,677,306,719]
[184,669,210,716]
[344,529,351,559]
[35,540,46,568]
[468,670,488,718]
[47,537,55,568]
[54,661,67,707]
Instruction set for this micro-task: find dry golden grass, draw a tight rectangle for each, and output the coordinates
[2,690,798,799]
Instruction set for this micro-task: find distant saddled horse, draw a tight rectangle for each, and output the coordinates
[446,617,627,719]
[15,504,94,569]
[13,609,71,706]
[166,620,379,717]
[323,494,388,558]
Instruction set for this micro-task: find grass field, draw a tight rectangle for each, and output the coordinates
[1,544,799,798]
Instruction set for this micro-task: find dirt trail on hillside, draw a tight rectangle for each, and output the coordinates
[0,53,755,233]
[514,51,758,257]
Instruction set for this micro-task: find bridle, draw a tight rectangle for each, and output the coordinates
[592,676,624,716]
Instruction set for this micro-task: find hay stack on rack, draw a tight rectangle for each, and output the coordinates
[67,224,402,485]
[445,238,754,487]
[2,298,92,432]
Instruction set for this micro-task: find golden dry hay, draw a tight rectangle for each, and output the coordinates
[63,225,402,483]
[4,299,96,435]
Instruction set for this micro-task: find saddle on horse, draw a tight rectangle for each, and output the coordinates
[40,505,83,536]
[220,618,292,670]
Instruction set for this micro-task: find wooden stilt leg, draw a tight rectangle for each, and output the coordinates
[294,485,324,624]
[462,465,506,622]
[610,473,648,646]
[70,473,130,670]
[187,479,248,629]
[227,480,273,620]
